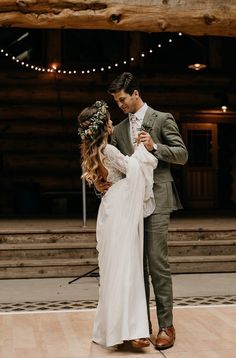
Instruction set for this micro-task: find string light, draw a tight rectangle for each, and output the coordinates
[188,63,207,71]
[0,32,184,77]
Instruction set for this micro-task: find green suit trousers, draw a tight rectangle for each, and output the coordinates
[144,213,173,329]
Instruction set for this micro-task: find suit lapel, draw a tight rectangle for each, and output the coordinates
[123,117,134,154]
[125,118,134,153]
[120,108,157,155]
[142,107,157,128]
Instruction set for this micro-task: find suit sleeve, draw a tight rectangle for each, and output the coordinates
[154,115,188,165]
[111,127,118,148]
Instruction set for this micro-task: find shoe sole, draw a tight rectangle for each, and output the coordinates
[155,342,174,350]
[131,341,150,349]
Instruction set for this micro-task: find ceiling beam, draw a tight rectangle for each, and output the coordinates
[0,1,235,37]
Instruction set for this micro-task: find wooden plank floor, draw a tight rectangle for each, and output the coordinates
[0,306,236,358]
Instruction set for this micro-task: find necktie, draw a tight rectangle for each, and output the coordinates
[130,114,137,147]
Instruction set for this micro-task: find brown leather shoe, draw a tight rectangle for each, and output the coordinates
[155,325,175,350]
[130,338,150,349]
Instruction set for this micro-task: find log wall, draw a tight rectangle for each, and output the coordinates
[0,64,236,216]
[0,69,94,216]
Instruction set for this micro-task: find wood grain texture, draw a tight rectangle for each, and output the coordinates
[0,1,235,36]
[0,306,236,357]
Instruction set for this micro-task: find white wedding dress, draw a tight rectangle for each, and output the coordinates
[92,143,158,347]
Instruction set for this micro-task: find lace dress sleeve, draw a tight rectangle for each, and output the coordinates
[104,144,129,175]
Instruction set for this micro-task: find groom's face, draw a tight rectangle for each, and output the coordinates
[112,89,139,114]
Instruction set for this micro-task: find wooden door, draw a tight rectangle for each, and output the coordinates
[182,123,218,208]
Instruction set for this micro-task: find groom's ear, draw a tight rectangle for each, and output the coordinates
[133,90,139,98]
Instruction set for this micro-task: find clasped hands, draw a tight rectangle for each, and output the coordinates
[136,130,155,152]
[95,130,155,195]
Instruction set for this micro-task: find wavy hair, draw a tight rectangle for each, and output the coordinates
[77,101,110,186]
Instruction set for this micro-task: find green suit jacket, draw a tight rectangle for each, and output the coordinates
[111,107,188,214]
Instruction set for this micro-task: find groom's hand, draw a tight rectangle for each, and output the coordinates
[138,130,155,151]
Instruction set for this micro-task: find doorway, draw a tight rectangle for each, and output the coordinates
[182,123,218,208]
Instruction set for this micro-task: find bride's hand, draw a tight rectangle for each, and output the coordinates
[94,180,112,194]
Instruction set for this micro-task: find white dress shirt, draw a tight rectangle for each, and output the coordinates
[129,103,148,143]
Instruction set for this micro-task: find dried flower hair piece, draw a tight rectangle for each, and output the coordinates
[78,100,109,141]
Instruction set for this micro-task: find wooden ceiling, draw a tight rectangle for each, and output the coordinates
[0,1,236,37]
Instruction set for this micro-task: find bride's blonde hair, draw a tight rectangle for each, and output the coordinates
[77,101,110,186]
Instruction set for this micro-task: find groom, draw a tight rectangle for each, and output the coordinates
[107,72,188,350]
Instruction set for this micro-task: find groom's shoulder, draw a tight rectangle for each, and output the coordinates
[148,106,173,118]
[148,106,174,122]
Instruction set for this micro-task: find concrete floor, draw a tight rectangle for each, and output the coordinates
[1,273,236,304]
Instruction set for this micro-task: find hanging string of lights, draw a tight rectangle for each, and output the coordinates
[0,33,183,76]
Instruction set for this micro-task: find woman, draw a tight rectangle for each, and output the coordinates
[78,100,157,348]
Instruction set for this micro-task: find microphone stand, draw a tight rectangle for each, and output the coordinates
[68,177,99,284]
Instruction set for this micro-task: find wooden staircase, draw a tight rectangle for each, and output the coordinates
[0,230,98,279]
[0,226,236,278]
[168,229,236,273]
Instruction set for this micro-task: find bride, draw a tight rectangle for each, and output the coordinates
[77,100,157,349]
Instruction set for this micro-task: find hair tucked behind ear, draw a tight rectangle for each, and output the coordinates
[77,101,110,186]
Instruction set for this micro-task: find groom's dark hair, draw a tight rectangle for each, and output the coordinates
[108,72,140,96]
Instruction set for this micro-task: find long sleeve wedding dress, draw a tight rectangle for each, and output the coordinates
[92,143,157,347]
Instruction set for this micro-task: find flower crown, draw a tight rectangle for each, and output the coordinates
[78,100,108,141]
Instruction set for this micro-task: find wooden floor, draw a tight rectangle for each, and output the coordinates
[0,306,236,358]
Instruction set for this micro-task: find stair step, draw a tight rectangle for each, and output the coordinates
[0,249,97,260]
[1,254,235,278]
[0,258,98,268]
[1,255,236,278]
[1,240,235,258]
[168,240,236,256]
[169,255,236,263]
[0,242,96,250]
[1,229,236,244]
[2,255,235,268]
[169,255,236,273]
[0,258,98,279]
[0,232,96,244]
[168,239,236,246]
[168,229,236,241]
[0,242,97,259]
[1,239,234,250]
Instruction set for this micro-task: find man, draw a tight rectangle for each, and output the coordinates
[107,72,188,350]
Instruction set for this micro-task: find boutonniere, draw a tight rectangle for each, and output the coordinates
[139,123,152,134]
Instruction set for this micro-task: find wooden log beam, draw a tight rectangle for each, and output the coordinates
[0,1,235,37]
